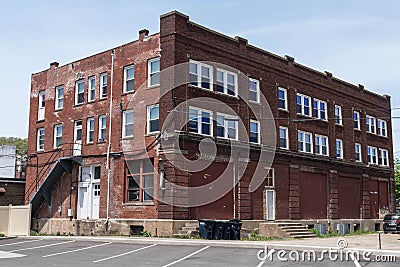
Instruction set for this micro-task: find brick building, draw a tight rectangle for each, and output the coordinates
[26,11,395,236]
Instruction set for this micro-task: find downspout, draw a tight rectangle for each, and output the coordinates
[106,49,115,224]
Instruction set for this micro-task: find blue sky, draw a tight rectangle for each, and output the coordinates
[1,0,399,155]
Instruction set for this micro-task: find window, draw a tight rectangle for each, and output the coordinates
[88,76,96,102]
[38,90,45,121]
[55,86,64,110]
[366,115,376,134]
[126,159,154,202]
[298,131,312,153]
[249,79,260,103]
[380,149,389,166]
[336,139,343,159]
[188,107,212,136]
[54,124,62,148]
[354,111,360,130]
[75,80,84,105]
[124,65,135,92]
[98,115,106,141]
[279,127,288,149]
[278,88,288,110]
[100,73,107,98]
[378,119,387,137]
[334,105,342,125]
[217,113,238,140]
[296,94,311,116]
[313,99,327,120]
[355,143,362,162]
[87,117,94,143]
[315,134,329,156]
[265,168,274,188]
[146,104,159,134]
[148,58,160,87]
[249,120,260,144]
[216,69,237,96]
[94,166,101,180]
[122,110,134,138]
[189,61,212,90]
[367,146,378,165]
[37,128,45,151]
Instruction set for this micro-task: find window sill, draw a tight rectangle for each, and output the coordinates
[278,108,289,112]
[146,132,160,137]
[188,84,213,92]
[85,142,94,146]
[74,104,84,108]
[147,84,160,90]
[36,119,45,123]
[99,97,107,102]
[123,201,154,207]
[335,124,343,127]
[54,109,63,112]
[122,90,135,95]
[97,140,107,144]
[122,136,134,141]
[215,91,239,99]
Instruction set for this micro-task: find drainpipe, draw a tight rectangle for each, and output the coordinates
[106,49,115,224]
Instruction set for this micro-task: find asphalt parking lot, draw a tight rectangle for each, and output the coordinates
[0,238,398,267]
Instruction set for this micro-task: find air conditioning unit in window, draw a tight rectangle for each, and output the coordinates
[76,72,83,80]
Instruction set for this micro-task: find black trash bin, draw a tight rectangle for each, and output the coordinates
[214,220,227,240]
[227,219,242,240]
[198,220,215,239]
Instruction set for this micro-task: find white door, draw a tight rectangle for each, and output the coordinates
[78,185,89,219]
[38,91,45,121]
[74,121,82,156]
[91,183,100,219]
[266,190,275,221]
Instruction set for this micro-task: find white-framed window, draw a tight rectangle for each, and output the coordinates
[122,110,134,138]
[148,57,160,87]
[249,78,260,103]
[216,69,238,96]
[296,94,311,116]
[54,124,62,148]
[55,86,64,110]
[380,149,389,167]
[123,65,135,93]
[377,119,387,137]
[353,111,360,130]
[336,139,343,159]
[189,60,212,90]
[37,128,45,151]
[147,104,159,134]
[87,117,95,143]
[217,113,238,140]
[38,90,45,121]
[278,87,288,110]
[188,107,212,136]
[298,131,312,153]
[313,99,327,120]
[279,126,288,149]
[355,143,362,162]
[265,168,274,188]
[98,115,106,142]
[315,134,329,156]
[75,80,85,105]
[100,73,107,98]
[249,120,260,144]
[366,115,376,134]
[334,105,342,125]
[88,76,96,102]
[367,146,378,165]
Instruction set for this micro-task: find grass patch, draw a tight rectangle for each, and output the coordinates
[0,233,5,237]
[241,232,285,241]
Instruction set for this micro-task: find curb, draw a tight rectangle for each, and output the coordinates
[20,236,400,256]
[0,236,18,241]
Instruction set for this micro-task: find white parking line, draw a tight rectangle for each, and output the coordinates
[9,240,75,252]
[0,239,41,247]
[43,242,112,258]
[162,246,210,267]
[93,244,157,263]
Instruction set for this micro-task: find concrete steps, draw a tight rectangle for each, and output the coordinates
[176,222,199,237]
[275,221,317,239]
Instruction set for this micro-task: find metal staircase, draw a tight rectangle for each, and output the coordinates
[26,146,82,218]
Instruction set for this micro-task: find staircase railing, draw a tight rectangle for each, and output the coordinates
[25,142,81,203]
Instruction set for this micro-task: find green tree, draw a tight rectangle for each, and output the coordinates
[0,137,28,156]
[395,158,400,199]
